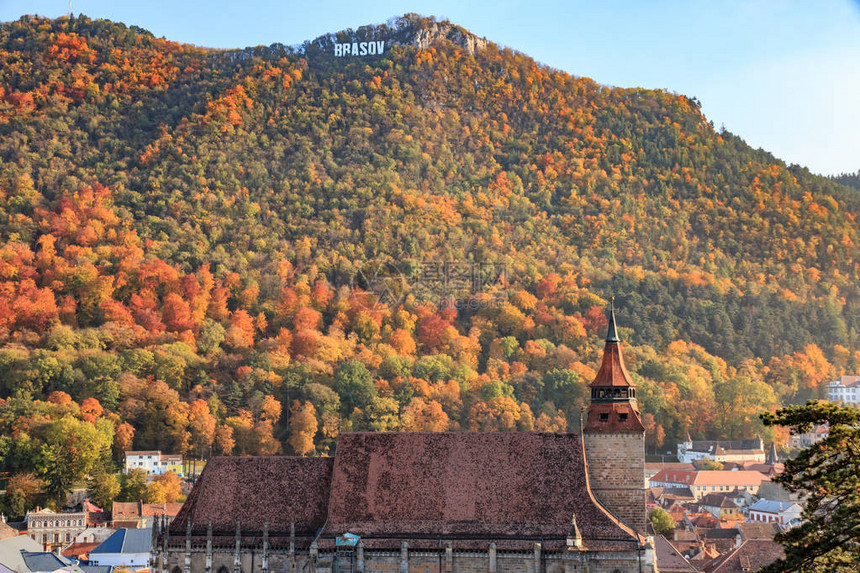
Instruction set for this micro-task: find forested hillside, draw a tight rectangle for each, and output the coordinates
[0,13,857,508]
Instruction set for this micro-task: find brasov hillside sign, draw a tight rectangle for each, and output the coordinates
[334,40,386,57]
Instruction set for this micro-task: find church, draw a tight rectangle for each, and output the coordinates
[153,304,655,573]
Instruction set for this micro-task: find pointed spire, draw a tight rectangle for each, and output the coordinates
[605,297,620,343]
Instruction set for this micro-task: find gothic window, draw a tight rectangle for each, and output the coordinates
[217,565,230,573]
[172,567,182,573]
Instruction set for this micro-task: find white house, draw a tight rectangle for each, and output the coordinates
[748,499,802,527]
[827,375,860,406]
[124,451,182,475]
[88,529,151,570]
[676,436,765,464]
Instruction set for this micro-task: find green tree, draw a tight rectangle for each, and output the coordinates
[87,468,120,510]
[2,473,44,520]
[649,507,675,537]
[38,416,113,502]
[333,360,377,416]
[760,401,860,572]
[119,468,148,502]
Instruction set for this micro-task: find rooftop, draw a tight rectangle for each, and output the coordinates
[171,432,642,551]
[704,539,784,573]
[91,528,152,555]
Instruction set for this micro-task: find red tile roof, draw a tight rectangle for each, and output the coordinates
[112,501,184,520]
[61,542,101,559]
[704,539,784,573]
[322,432,639,549]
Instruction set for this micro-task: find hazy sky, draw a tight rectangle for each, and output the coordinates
[2,1,858,176]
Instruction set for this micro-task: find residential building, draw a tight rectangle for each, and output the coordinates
[788,423,829,449]
[124,451,182,476]
[25,508,87,550]
[645,462,695,487]
[827,375,860,405]
[700,494,742,521]
[747,500,802,527]
[112,502,183,530]
[156,305,658,573]
[677,437,765,464]
[649,470,770,499]
[88,529,151,570]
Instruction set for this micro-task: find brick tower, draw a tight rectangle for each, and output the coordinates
[583,299,648,534]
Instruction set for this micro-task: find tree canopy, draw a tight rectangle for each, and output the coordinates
[761,402,860,572]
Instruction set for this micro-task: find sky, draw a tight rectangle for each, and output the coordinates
[1,1,858,176]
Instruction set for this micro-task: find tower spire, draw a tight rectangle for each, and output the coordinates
[605,297,620,343]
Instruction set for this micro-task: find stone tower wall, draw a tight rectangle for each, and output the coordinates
[583,431,648,534]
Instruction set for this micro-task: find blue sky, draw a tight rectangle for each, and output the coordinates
[2,1,858,176]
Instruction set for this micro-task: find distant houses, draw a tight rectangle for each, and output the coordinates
[748,499,802,526]
[649,470,770,499]
[827,374,860,406]
[123,451,183,476]
[111,501,183,529]
[676,436,766,464]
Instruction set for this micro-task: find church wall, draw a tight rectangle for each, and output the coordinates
[583,431,648,534]
[160,546,649,573]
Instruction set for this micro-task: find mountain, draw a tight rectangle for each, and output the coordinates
[0,13,857,500]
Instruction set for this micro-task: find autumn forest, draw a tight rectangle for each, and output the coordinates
[0,14,857,512]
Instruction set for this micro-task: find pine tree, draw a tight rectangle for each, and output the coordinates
[760,401,860,572]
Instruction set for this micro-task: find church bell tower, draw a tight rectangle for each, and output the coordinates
[582,299,648,534]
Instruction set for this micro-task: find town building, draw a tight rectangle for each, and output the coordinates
[112,502,184,529]
[787,423,829,449]
[649,470,770,499]
[699,494,742,521]
[89,528,152,570]
[25,508,88,550]
[747,500,802,527]
[124,451,183,476]
[827,374,860,405]
[154,303,657,572]
[644,462,694,487]
[676,437,765,464]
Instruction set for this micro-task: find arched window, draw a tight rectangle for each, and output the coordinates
[172,566,183,573]
[217,565,231,573]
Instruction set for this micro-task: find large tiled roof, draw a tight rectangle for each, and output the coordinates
[169,456,333,538]
[322,432,639,549]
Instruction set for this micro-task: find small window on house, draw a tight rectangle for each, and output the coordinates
[599,413,610,422]
[619,413,628,422]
